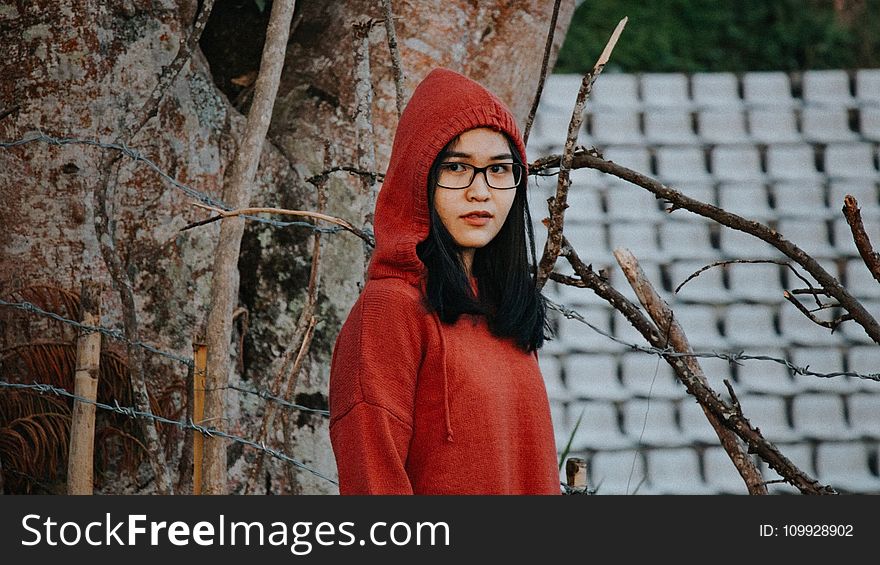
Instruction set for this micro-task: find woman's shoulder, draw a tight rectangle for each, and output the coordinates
[361,277,430,317]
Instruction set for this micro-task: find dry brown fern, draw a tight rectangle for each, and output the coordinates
[0,390,71,493]
[0,285,186,493]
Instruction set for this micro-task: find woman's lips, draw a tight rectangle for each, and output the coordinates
[461,214,492,226]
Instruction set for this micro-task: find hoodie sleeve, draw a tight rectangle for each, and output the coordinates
[328,281,427,495]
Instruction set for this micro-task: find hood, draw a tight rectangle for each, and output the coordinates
[366,68,528,444]
[366,67,528,285]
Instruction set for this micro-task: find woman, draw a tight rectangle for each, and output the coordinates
[328,67,559,494]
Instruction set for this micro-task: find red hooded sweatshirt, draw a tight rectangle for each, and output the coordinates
[328,68,560,495]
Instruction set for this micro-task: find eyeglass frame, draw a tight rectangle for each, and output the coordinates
[435,161,524,190]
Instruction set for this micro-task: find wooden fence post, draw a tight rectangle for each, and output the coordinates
[67,280,102,494]
[193,342,207,495]
[565,457,587,490]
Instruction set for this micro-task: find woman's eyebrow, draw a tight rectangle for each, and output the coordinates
[445,151,514,160]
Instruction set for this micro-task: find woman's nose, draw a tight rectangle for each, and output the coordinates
[466,173,491,199]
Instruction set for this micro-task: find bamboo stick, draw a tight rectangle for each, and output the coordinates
[67,281,102,495]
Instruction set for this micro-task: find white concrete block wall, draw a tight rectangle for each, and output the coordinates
[538,70,880,494]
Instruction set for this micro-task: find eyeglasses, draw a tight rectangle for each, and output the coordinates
[436,162,524,190]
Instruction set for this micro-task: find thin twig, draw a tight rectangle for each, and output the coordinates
[381,0,406,118]
[184,203,374,246]
[783,291,852,330]
[549,271,588,288]
[535,17,627,291]
[305,165,385,185]
[245,173,326,495]
[522,0,563,146]
[842,194,880,284]
[675,258,826,308]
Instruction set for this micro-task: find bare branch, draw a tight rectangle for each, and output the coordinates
[614,248,767,495]
[380,0,406,118]
[558,239,835,493]
[183,203,374,246]
[88,1,218,495]
[842,194,880,284]
[783,291,852,330]
[202,0,297,495]
[536,18,626,291]
[93,160,174,494]
[522,0,563,146]
[305,166,385,185]
[353,18,380,278]
[125,1,216,141]
[353,20,379,197]
[533,149,880,345]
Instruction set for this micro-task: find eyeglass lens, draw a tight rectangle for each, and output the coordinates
[437,163,522,189]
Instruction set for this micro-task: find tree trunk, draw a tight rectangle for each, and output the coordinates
[252,0,574,495]
[0,0,573,494]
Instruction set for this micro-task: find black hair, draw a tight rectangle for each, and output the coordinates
[415,131,553,353]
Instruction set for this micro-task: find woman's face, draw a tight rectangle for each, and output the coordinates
[432,127,518,255]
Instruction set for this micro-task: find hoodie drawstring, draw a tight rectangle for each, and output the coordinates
[431,313,454,442]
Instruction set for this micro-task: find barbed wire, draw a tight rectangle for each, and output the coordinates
[0,299,333,416]
[5,288,879,397]
[0,133,362,235]
[216,384,330,417]
[0,298,194,367]
[0,380,338,486]
[544,298,880,382]
[6,134,875,383]
[0,300,332,415]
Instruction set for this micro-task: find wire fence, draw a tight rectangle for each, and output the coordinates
[4,292,877,389]
[544,298,880,382]
[0,380,337,485]
[3,131,880,497]
[0,133,362,236]
[0,298,195,367]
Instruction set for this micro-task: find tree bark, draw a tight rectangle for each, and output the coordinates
[202,0,296,496]
[0,1,574,494]
[242,0,575,494]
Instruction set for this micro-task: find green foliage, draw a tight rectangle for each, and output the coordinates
[556,0,880,73]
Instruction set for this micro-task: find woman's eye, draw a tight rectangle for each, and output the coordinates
[445,163,466,172]
[489,164,511,174]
